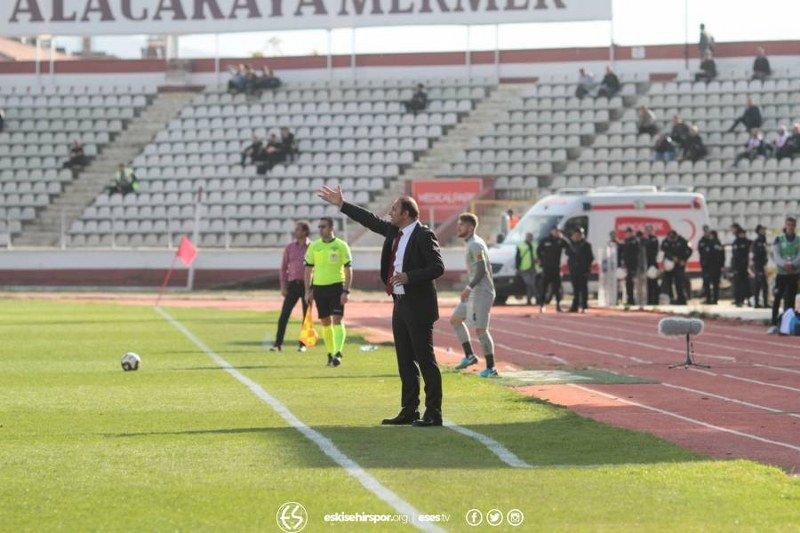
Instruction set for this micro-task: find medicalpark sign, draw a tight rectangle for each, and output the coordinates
[3,0,610,36]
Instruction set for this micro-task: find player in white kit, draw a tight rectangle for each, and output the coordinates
[451,213,498,377]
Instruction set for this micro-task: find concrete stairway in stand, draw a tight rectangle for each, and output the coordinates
[351,84,528,246]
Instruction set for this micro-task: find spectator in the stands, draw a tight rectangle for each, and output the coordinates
[596,65,621,98]
[110,163,139,196]
[769,125,790,158]
[240,134,262,166]
[256,133,284,175]
[776,123,800,160]
[256,66,281,90]
[227,64,247,93]
[653,133,677,162]
[0,108,4,132]
[734,128,767,166]
[752,47,771,81]
[280,127,298,163]
[63,140,88,171]
[698,23,715,57]
[728,96,762,133]
[682,125,708,162]
[670,115,690,149]
[575,68,597,98]
[694,50,717,82]
[403,83,428,115]
[637,105,659,136]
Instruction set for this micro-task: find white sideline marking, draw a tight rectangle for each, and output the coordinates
[155,307,444,533]
[569,384,800,453]
[355,323,532,469]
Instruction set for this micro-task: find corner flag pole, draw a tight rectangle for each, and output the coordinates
[156,254,179,306]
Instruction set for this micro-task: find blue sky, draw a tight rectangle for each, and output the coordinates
[52,0,797,59]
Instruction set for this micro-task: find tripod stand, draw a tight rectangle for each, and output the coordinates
[668,333,711,369]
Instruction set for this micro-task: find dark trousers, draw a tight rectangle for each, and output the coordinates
[753,267,769,307]
[540,268,562,305]
[274,280,308,347]
[772,273,800,325]
[662,266,687,304]
[700,267,710,301]
[707,269,721,304]
[647,270,659,305]
[625,271,636,304]
[733,267,751,305]
[570,273,589,310]
[392,297,442,420]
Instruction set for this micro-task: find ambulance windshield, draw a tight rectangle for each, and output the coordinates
[503,215,562,245]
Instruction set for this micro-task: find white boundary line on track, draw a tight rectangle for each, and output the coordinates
[155,307,445,533]
[568,384,800,454]
[661,383,800,419]
[583,315,800,362]
[353,323,532,469]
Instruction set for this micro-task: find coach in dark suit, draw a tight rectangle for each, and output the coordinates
[318,185,445,427]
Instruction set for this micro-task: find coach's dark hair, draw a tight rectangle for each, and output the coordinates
[398,196,419,219]
[458,212,479,228]
[787,216,797,224]
[319,216,335,229]
[296,221,310,235]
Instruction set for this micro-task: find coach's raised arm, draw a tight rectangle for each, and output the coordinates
[317,184,446,428]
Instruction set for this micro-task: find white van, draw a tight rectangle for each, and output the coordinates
[489,186,711,304]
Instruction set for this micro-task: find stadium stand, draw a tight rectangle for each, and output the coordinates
[65,77,495,248]
[0,84,155,242]
[2,48,799,253]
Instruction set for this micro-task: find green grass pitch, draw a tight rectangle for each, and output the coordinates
[1,298,798,532]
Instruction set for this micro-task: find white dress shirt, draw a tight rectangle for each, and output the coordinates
[392,220,419,295]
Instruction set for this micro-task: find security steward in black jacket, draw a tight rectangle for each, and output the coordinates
[732,227,752,307]
[565,228,594,313]
[620,227,641,305]
[643,225,660,304]
[661,230,692,304]
[751,224,770,308]
[697,225,714,303]
[706,230,725,304]
[537,227,567,311]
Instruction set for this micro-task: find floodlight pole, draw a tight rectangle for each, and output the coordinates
[351,28,357,80]
[327,30,333,81]
[494,24,500,81]
[465,26,471,79]
[50,37,56,84]
[684,0,689,70]
[609,3,615,65]
[35,36,41,84]
[214,34,220,88]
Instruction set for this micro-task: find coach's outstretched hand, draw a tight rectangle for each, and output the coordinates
[318,185,344,208]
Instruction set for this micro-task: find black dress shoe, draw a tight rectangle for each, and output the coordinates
[412,418,443,427]
[381,412,419,425]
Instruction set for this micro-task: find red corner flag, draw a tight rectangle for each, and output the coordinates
[176,236,198,267]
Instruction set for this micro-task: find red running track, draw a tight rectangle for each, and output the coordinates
[347,303,800,474]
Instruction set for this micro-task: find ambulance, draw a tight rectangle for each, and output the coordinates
[488,186,711,304]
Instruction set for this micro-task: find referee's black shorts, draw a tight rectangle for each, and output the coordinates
[313,283,345,319]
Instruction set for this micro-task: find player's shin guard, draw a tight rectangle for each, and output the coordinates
[322,325,334,354]
[453,321,473,355]
[332,323,346,354]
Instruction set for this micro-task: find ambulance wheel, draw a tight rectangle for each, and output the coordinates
[494,295,508,306]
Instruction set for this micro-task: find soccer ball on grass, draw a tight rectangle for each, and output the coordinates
[121,352,141,371]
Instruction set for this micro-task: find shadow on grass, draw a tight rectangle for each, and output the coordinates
[106,417,704,470]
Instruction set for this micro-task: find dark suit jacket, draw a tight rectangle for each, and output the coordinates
[340,202,444,323]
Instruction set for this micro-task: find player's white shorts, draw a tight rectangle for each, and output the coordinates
[452,289,494,329]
